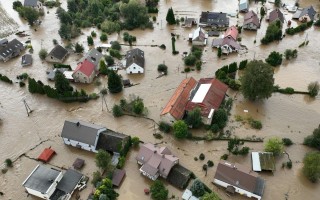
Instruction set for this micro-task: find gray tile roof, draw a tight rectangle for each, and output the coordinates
[82,48,103,68]
[56,169,83,194]
[21,54,32,66]
[200,12,229,27]
[23,165,61,194]
[24,0,38,7]
[299,6,316,21]
[126,48,145,68]
[47,45,69,61]
[61,119,106,146]
[239,0,249,11]
[0,39,24,59]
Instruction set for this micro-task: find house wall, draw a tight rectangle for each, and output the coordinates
[45,56,63,63]
[213,179,262,200]
[72,70,95,83]
[63,138,98,153]
[299,15,311,22]
[243,23,258,30]
[192,39,207,46]
[139,167,159,181]
[126,63,144,74]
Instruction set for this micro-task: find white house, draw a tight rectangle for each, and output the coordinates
[213,161,265,200]
[125,48,145,74]
[61,119,106,153]
[72,59,96,83]
[22,165,63,199]
[189,27,208,46]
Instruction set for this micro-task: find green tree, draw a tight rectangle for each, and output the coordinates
[58,23,72,40]
[217,47,222,58]
[157,64,168,75]
[240,60,274,101]
[111,41,121,51]
[228,137,249,155]
[23,7,40,26]
[303,152,320,182]
[5,159,13,167]
[133,98,144,115]
[105,56,114,66]
[100,33,108,42]
[91,171,102,186]
[112,104,124,117]
[131,137,140,148]
[91,31,97,37]
[75,42,84,53]
[109,49,122,59]
[108,71,123,93]
[173,120,189,139]
[166,7,176,25]
[101,20,121,34]
[159,121,172,133]
[261,21,282,44]
[308,81,319,97]
[184,54,197,66]
[150,180,168,200]
[264,137,284,156]
[13,1,22,10]
[275,0,281,7]
[186,107,202,128]
[265,51,283,66]
[55,72,73,94]
[260,7,266,19]
[304,125,320,150]
[94,178,119,200]
[87,36,94,46]
[190,179,206,198]
[212,109,228,129]
[38,49,47,60]
[200,192,221,200]
[95,149,112,172]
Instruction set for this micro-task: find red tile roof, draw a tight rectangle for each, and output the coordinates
[160,77,197,120]
[185,78,228,117]
[38,148,55,163]
[73,59,95,77]
[224,26,238,40]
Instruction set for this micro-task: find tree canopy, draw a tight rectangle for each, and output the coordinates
[186,107,202,128]
[303,152,320,183]
[261,21,282,44]
[308,81,319,97]
[200,192,221,200]
[108,71,123,94]
[190,179,206,198]
[150,180,168,200]
[240,60,274,101]
[173,120,189,139]
[95,149,112,172]
[166,7,176,25]
[55,72,73,94]
[93,178,119,200]
[264,137,284,156]
[265,51,283,66]
[304,125,320,150]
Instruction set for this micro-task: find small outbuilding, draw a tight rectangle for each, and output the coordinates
[239,0,249,13]
[38,148,56,163]
[251,152,276,172]
[112,169,126,187]
[21,54,33,67]
[125,48,145,74]
[73,158,85,170]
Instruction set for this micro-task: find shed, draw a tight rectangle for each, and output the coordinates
[182,189,192,200]
[21,54,33,67]
[251,152,275,171]
[73,158,85,170]
[38,148,56,162]
[112,169,126,187]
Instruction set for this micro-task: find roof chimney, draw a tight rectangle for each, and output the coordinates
[76,122,80,127]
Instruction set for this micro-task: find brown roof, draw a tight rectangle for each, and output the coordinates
[185,78,228,118]
[112,169,126,187]
[244,10,260,27]
[161,77,197,120]
[214,161,265,196]
[136,143,179,178]
[224,26,238,40]
[269,9,285,23]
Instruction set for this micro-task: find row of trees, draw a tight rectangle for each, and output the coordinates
[112,96,147,117]
[261,21,282,44]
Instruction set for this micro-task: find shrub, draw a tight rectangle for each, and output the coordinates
[196,61,202,71]
[117,156,126,169]
[39,49,48,60]
[0,74,13,84]
[207,160,214,167]
[105,55,114,66]
[308,81,319,97]
[111,41,121,51]
[159,121,172,133]
[159,44,166,50]
[239,60,248,70]
[157,64,168,75]
[286,161,292,169]
[184,67,191,72]
[132,98,144,115]
[131,137,140,148]
[150,180,168,200]
[152,16,156,21]
[303,125,320,150]
[184,54,197,66]
[210,124,219,133]
[109,49,122,59]
[303,152,320,182]
[228,62,238,73]
[265,51,283,66]
[100,33,108,42]
[91,31,97,37]
[91,171,102,186]
[112,105,123,117]
[199,153,205,160]
[87,36,94,46]
[173,120,189,139]
[5,158,13,167]
[261,21,282,44]
[282,138,293,146]
[248,119,262,129]
[202,164,208,171]
[53,39,58,45]
[19,82,26,87]
[194,157,198,161]
[190,179,206,198]
[221,154,228,160]
[264,137,284,156]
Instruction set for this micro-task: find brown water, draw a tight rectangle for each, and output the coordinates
[0,0,320,199]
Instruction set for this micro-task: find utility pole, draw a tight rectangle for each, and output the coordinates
[23,99,32,117]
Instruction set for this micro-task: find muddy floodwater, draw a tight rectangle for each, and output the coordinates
[0,0,320,199]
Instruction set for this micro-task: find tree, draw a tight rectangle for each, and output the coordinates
[304,125,320,150]
[87,36,94,46]
[111,41,121,51]
[132,98,144,115]
[150,180,168,200]
[190,179,206,198]
[95,149,112,172]
[159,121,172,133]
[186,107,202,128]
[5,159,13,167]
[91,31,97,37]
[264,137,284,156]
[99,59,109,75]
[173,120,189,139]
[75,42,84,53]
[308,81,319,97]
[228,137,250,155]
[101,20,121,34]
[303,152,320,182]
[55,72,73,94]
[260,7,266,19]
[23,7,40,26]
[91,171,102,186]
[265,51,283,66]
[100,33,108,42]
[212,109,228,129]
[217,47,222,58]
[261,21,282,44]
[38,49,48,60]
[105,56,114,66]
[275,0,281,7]
[184,54,197,66]
[94,178,119,200]
[284,49,298,60]
[157,64,168,75]
[13,1,22,10]
[112,104,123,117]
[166,7,176,25]
[58,23,72,40]
[107,71,123,93]
[200,192,221,200]
[240,60,274,101]
[131,137,140,148]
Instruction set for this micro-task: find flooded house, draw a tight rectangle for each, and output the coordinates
[125,48,145,74]
[81,48,103,71]
[23,0,43,11]
[243,10,260,30]
[45,45,69,63]
[72,59,96,83]
[0,39,24,62]
[161,77,228,125]
[188,27,208,46]
[21,54,33,67]
[213,161,265,200]
[212,26,241,54]
[268,9,285,25]
[292,6,317,22]
[182,17,197,28]
[22,165,84,200]
[199,11,229,29]
[239,0,249,13]
[0,38,8,47]
[135,143,179,181]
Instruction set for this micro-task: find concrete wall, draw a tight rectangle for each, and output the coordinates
[126,63,144,74]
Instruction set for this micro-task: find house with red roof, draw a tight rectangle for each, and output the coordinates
[243,10,260,30]
[224,26,238,41]
[212,26,241,55]
[72,59,96,83]
[160,77,228,125]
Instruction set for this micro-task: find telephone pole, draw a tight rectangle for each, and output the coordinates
[23,99,32,116]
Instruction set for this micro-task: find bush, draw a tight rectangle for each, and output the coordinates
[91,171,102,186]
[202,164,208,171]
[109,49,122,59]
[210,124,219,133]
[173,120,189,139]
[303,125,320,150]
[19,82,26,87]
[221,154,228,160]
[0,74,13,84]
[87,36,94,46]
[105,55,114,66]
[199,153,205,160]
[91,31,97,37]
[100,33,108,42]
[284,49,298,60]
[207,160,214,167]
[159,44,166,50]
[117,156,126,169]
[190,179,206,198]
[159,121,172,133]
[111,41,121,51]
[184,54,197,66]
[261,21,282,44]
[248,119,262,129]
[265,51,283,66]
[157,64,168,75]
[131,137,140,148]
[282,138,293,146]
[152,16,157,21]
[150,180,168,200]
[303,152,320,182]
[286,22,313,35]
[194,157,198,161]
[228,62,238,73]
[53,39,58,45]
[308,81,319,97]
[132,98,144,115]
[196,61,202,71]
[264,137,284,156]
[75,42,84,53]
[286,161,292,169]
[112,105,124,117]
[5,158,13,167]
[39,49,48,60]
[239,60,248,70]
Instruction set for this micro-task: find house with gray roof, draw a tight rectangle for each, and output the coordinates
[21,54,33,67]
[61,119,107,153]
[199,11,229,29]
[0,39,24,62]
[239,0,249,13]
[0,39,8,47]
[125,48,145,74]
[81,48,103,71]
[292,6,317,22]
[24,0,43,10]
[46,45,69,63]
[136,143,179,181]
[23,165,84,200]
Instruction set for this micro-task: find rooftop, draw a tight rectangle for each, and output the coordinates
[47,45,68,61]
[73,59,95,77]
[126,48,145,68]
[56,169,83,194]
[252,152,276,171]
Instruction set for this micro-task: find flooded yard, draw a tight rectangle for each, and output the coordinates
[0,0,320,200]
